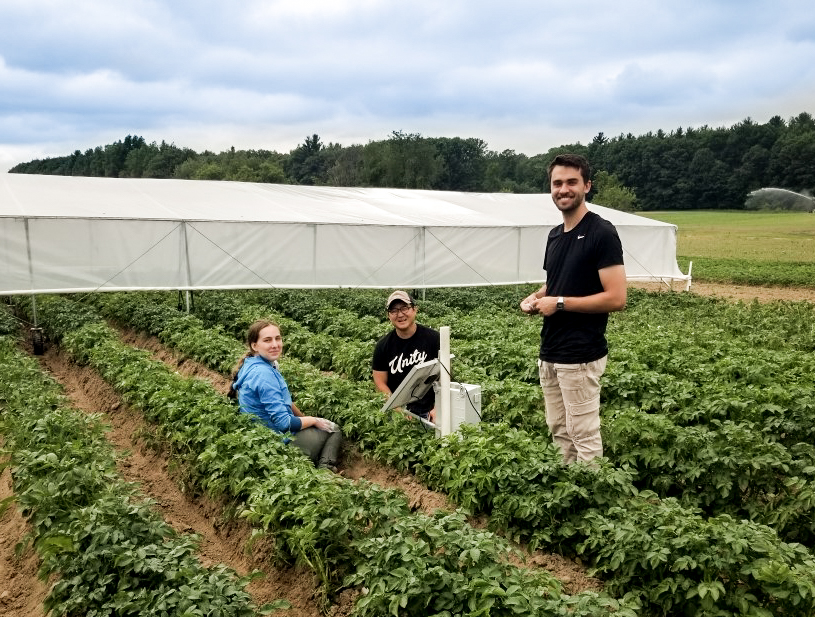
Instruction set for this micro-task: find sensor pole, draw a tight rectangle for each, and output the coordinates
[439,326,452,437]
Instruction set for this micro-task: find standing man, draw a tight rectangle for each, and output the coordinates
[521,153,626,463]
[372,290,441,423]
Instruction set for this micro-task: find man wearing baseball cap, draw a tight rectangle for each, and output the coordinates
[372,290,441,422]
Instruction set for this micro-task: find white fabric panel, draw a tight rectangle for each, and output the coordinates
[21,218,185,292]
[314,225,424,287]
[185,221,317,288]
[617,225,682,281]
[0,173,687,294]
[0,218,32,292]
[422,226,528,286]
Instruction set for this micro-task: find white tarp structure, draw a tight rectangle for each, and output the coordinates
[0,173,687,295]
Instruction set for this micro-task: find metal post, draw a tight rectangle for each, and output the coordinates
[439,326,451,437]
[181,221,193,312]
[685,261,693,292]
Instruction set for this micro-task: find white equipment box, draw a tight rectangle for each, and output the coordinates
[444,383,481,433]
[380,359,481,436]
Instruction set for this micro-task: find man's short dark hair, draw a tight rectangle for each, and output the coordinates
[548,153,591,184]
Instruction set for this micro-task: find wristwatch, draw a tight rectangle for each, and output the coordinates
[556,296,564,311]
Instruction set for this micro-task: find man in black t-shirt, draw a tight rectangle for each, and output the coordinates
[372,290,441,422]
[521,154,626,463]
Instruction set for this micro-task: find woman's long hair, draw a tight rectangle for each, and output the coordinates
[227,319,280,399]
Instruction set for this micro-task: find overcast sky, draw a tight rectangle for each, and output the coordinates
[2,0,814,171]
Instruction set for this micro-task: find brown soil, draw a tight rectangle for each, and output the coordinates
[0,464,49,616]
[1,326,602,616]
[631,280,815,303]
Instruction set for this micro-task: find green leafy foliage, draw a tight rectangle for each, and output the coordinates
[49,287,815,617]
[0,302,20,336]
[0,336,268,617]
[11,113,815,209]
[10,296,629,616]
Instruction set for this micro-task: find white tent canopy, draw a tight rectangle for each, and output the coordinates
[0,173,687,295]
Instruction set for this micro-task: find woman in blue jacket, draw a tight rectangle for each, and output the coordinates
[231,319,342,471]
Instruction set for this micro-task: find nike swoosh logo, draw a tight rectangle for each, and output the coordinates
[577,235,585,239]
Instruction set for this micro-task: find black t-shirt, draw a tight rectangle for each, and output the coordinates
[372,324,440,415]
[540,210,624,363]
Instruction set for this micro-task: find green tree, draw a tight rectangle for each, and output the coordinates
[122,143,160,177]
[430,136,488,192]
[286,134,328,185]
[769,126,815,192]
[591,170,639,211]
[141,141,195,178]
[517,154,553,192]
[363,131,443,189]
[730,144,771,197]
[688,147,732,209]
[325,144,364,186]
[257,160,286,183]
[485,149,536,192]
[9,112,815,208]
[194,162,225,180]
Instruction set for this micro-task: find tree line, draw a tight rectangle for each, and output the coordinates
[9,112,815,211]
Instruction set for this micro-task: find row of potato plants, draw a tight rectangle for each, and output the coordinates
[74,290,815,617]
[189,289,815,547]
[0,327,275,616]
[241,286,815,436]
[182,290,549,433]
[603,291,815,546]
[11,295,628,617]
[604,293,815,442]
[428,291,815,543]
[295,291,815,527]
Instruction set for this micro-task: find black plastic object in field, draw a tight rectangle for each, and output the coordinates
[31,327,44,355]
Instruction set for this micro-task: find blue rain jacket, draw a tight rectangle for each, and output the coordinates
[232,356,303,434]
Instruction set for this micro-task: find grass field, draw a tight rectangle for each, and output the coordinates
[640,210,815,262]
[638,210,815,287]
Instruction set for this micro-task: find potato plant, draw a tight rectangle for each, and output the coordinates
[12,295,629,617]
[51,290,815,617]
[0,335,277,617]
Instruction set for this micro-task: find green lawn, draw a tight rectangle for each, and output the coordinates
[638,210,815,287]
[640,210,815,262]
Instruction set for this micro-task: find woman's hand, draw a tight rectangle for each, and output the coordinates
[313,417,338,432]
[300,414,338,432]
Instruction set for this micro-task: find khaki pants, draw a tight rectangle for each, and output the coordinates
[538,356,607,464]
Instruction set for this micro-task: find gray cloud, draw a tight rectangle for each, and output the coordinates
[1,0,814,170]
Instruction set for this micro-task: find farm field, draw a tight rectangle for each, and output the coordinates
[640,210,815,263]
[2,211,815,616]
[2,279,815,617]
[0,295,620,617]
[640,210,815,289]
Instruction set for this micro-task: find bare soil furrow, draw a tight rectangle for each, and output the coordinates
[36,345,327,617]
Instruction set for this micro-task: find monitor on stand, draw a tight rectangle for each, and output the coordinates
[380,359,439,429]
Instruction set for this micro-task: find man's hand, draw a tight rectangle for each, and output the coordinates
[523,294,559,316]
[534,296,560,317]
[520,293,539,314]
[427,408,436,424]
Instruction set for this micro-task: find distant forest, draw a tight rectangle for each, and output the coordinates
[9,112,815,211]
